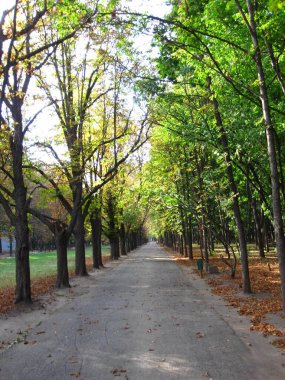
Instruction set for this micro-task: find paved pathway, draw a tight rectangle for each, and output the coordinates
[0,242,284,379]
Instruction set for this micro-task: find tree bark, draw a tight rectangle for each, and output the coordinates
[261,212,270,253]
[186,222,193,259]
[74,209,88,276]
[14,211,31,303]
[179,208,188,257]
[194,149,209,263]
[252,199,265,258]
[13,126,32,304]
[119,223,127,256]
[110,236,120,260]
[91,209,102,269]
[55,228,70,288]
[244,0,285,309]
[207,76,251,293]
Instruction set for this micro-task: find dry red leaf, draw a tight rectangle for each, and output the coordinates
[272,338,285,349]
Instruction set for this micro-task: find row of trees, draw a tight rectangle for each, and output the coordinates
[3,0,285,316]
[135,0,285,313]
[0,1,150,303]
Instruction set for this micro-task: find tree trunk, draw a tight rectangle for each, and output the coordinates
[252,199,265,258]
[125,235,130,253]
[199,223,204,259]
[180,234,184,255]
[110,236,120,260]
[91,211,100,269]
[74,209,88,276]
[119,223,127,256]
[209,227,215,252]
[116,235,120,257]
[261,213,270,253]
[13,163,32,303]
[201,215,208,263]
[179,207,188,257]
[187,229,193,259]
[245,0,285,309]
[55,229,70,288]
[207,76,251,293]
[183,226,188,257]
[130,231,137,251]
[186,218,193,259]
[97,216,103,267]
[14,214,31,304]
[274,131,285,201]
[106,191,119,259]
[194,149,209,263]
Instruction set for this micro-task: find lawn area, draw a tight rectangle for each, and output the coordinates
[0,245,110,289]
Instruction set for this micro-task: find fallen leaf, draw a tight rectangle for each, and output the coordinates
[69,372,81,378]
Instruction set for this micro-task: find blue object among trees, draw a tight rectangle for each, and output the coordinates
[0,237,16,254]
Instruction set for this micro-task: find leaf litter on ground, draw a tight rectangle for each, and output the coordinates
[0,256,109,315]
[166,246,285,350]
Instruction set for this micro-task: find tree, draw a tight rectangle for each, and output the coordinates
[0,0,100,302]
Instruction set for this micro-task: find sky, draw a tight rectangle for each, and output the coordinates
[0,0,170,18]
[0,0,170,57]
[126,0,170,16]
[0,0,13,15]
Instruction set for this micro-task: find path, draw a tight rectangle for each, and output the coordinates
[0,242,284,379]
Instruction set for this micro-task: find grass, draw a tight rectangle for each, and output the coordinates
[0,245,110,289]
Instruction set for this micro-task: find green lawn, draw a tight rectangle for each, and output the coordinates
[0,245,110,289]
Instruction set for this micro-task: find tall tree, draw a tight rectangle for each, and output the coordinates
[0,0,100,302]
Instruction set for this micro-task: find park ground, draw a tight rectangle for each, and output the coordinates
[0,242,285,379]
[173,246,285,351]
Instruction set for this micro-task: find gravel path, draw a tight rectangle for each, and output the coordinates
[0,242,284,379]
